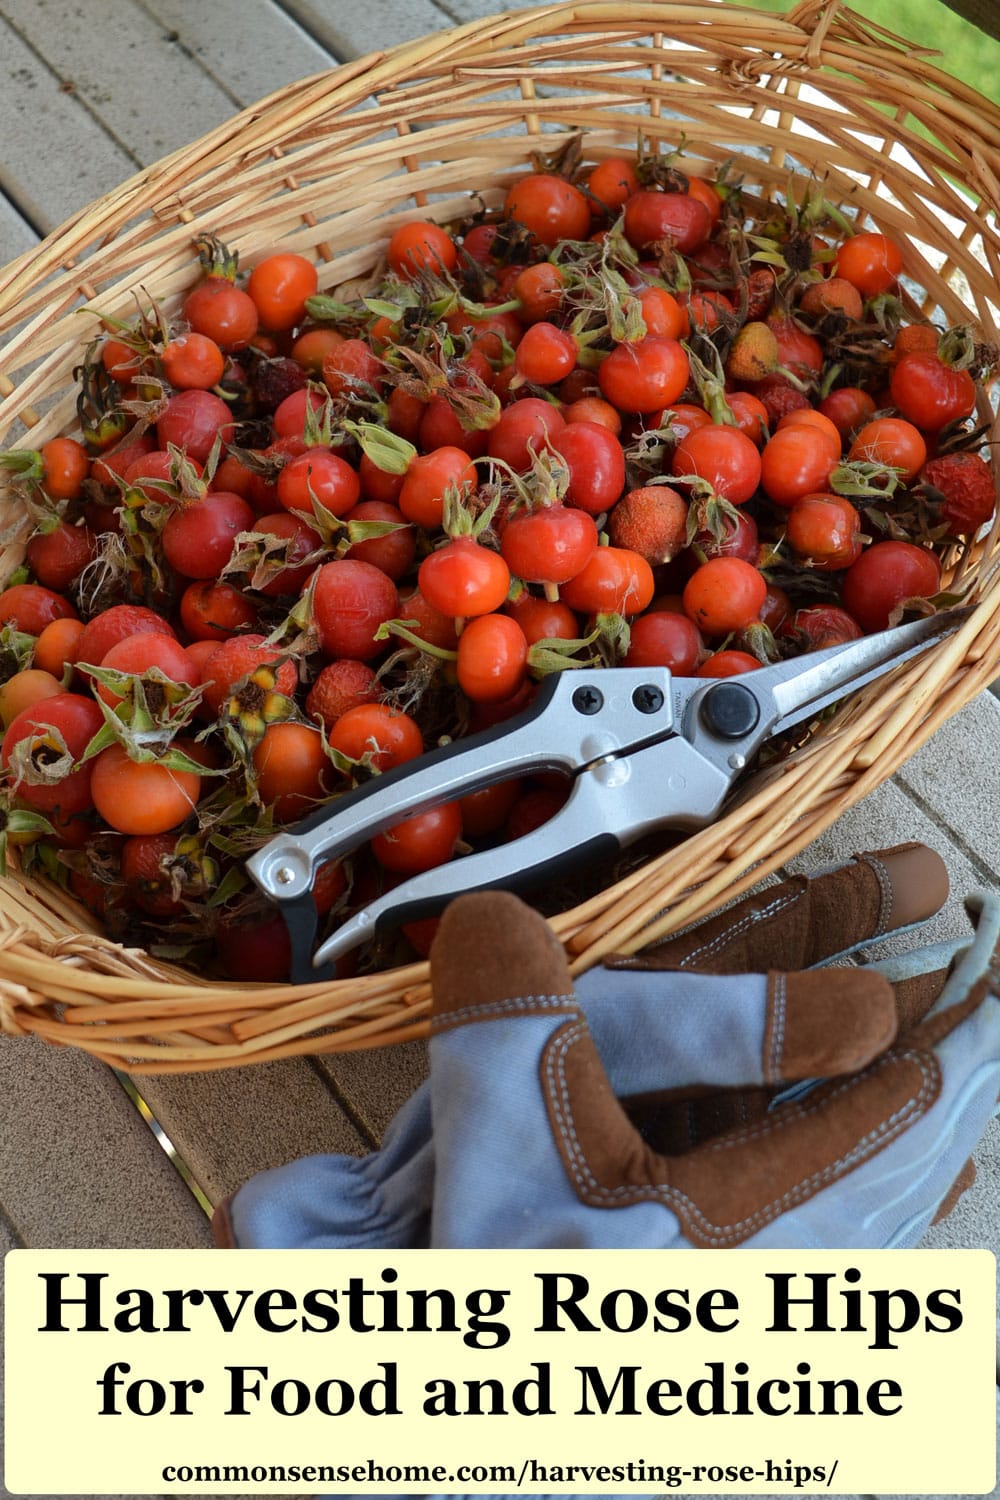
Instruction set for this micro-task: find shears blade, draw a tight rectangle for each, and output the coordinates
[763,607,971,738]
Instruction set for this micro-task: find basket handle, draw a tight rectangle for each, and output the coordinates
[785,0,846,68]
[786,0,938,69]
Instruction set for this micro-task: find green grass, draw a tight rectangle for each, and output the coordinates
[730,0,1000,106]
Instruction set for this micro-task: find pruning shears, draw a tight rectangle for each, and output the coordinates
[247,609,968,983]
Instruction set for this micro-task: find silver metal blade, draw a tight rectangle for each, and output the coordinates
[761,608,971,737]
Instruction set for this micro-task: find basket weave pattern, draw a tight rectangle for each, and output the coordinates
[1,0,999,1070]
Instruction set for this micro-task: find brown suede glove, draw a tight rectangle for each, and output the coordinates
[216,843,998,1253]
[608,843,953,1154]
[425,843,1000,1247]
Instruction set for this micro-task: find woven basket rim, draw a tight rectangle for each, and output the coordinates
[2,0,999,1070]
[3,0,1000,307]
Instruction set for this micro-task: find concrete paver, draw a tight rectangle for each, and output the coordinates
[784,765,999,955]
[0,196,37,261]
[136,1056,371,1208]
[895,693,1000,885]
[0,1035,211,1248]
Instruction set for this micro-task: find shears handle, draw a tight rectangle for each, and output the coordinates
[247,667,685,981]
[247,667,678,908]
[310,732,731,977]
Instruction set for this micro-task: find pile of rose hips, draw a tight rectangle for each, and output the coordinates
[0,145,996,982]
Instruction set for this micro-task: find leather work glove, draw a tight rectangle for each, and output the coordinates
[215,843,1000,1252]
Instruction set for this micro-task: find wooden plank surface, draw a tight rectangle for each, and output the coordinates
[0,13,139,236]
[130,0,341,104]
[280,0,458,59]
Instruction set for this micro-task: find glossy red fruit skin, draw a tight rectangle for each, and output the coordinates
[834,231,903,297]
[841,541,942,633]
[622,190,713,255]
[456,614,528,703]
[549,421,626,514]
[216,910,292,983]
[74,605,177,669]
[889,352,976,432]
[848,417,927,482]
[504,594,578,649]
[161,492,255,580]
[502,173,592,248]
[156,389,235,464]
[418,538,511,620]
[623,611,702,675]
[179,580,259,640]
[598,336,690,416]
[312,559,400,661]
[513,321,577,385]
[276,448,361,518]
[246,251,318,332]
[785,493,863,571]
[327,703,423,773]
[759,426,836,509]
[559,546,655,617]
[341,501,416,581]
[371,801,463,875]
[25,522,97,592]
[500,505,598,587]
[696,649,760,677]
[672,425,763,506]
[182,276,259,351]
[386,220,458,281]
[486,398,566,472]
[94,633,196,708]
[0,583,78,634]
[682,557,767,637]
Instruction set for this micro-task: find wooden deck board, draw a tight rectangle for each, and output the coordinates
[1,0,252,167]
[0,13,138,234]
[279,0,458,61]
[136,0,341,102]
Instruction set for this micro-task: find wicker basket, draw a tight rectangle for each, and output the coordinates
[1,0,999,1072]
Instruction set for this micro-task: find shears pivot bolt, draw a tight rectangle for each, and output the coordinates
[700,681,761,740]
